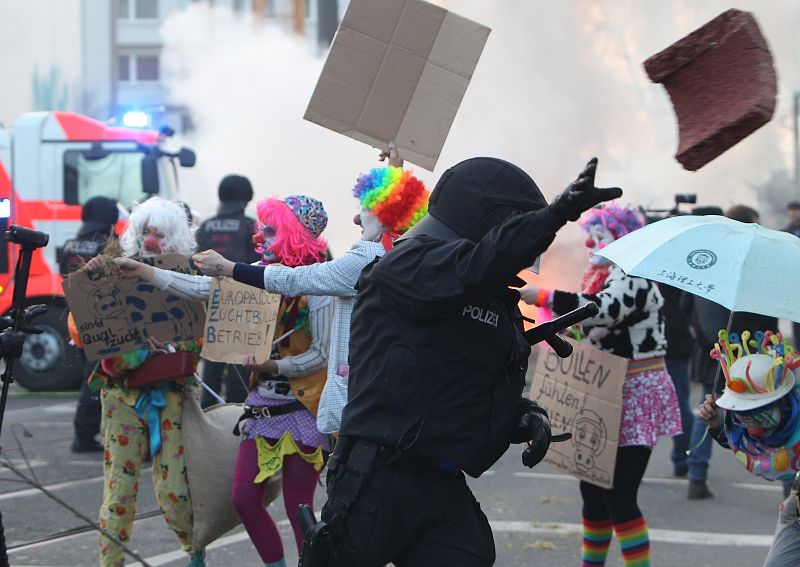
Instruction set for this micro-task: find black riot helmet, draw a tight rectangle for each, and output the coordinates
[402,157,547,243]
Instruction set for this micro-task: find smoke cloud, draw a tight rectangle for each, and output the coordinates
[162,1,799,289]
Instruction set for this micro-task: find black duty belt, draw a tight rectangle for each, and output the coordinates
[233,401,305,436]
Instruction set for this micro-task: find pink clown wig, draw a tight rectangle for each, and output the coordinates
[579,202,645,240]
[255,198,327,267]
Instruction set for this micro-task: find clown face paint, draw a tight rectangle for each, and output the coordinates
[734,405,781,437]
[355,210,385,242]
[585,224,614,266]
[252,224,279,263]
[140,226,165,255]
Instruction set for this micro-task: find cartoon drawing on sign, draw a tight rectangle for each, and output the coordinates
[79,279,128,322]
[573,408,608,476]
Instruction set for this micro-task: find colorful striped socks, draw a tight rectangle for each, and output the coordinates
[614,516,651,566]
[581,517,612,566]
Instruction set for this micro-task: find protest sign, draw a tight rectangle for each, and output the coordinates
[201,277,280,364]
[529,339,627,489]
[62,254,206,360]
[304,0,490,171]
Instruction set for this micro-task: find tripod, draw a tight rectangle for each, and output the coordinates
[0,225,49,567]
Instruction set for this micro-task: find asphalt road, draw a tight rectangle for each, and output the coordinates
[0,388,783,567]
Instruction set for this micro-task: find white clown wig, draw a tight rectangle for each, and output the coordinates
[120,197,196,257]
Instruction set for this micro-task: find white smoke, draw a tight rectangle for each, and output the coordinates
[162,1,800,288]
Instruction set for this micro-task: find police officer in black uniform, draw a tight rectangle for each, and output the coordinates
[319,157,621,566]
[60,196,119,452]
[195,174,260,407]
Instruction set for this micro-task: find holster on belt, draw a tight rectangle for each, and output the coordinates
[298,437,378,566]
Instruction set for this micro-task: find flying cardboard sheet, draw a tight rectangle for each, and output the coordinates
[304,0,490,171]
[529,339,627,489]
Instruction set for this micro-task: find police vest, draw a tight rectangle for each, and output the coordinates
[340,254,529,478]
[196,213,259,264]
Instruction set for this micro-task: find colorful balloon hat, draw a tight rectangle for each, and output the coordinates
[713,330,800,411]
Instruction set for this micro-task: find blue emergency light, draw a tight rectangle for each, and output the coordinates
[122,110,150,129]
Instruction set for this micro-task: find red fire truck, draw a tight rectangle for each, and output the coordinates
[0,111,195,390]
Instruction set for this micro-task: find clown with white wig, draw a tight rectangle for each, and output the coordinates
[698,330,800,566]
[84,197,206,567]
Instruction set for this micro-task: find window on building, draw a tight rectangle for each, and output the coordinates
[117,53,160,82]
[118,55,131,81]
[117,0,159,19]
[116,0,130,19]
[136,55,160,81]
[135,0,158,19]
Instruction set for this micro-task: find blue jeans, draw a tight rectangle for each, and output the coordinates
[687,382,720,482]
[667,358,693,472]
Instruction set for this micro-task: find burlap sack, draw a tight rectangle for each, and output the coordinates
[182,390,281,551]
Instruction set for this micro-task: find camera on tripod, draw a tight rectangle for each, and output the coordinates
[642,193,708,224]
[3,225,49,249]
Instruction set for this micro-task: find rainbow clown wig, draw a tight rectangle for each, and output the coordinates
[579,202,645,240]
[120,197,196,257]
[352,166,429,234]
[255,196,328,267]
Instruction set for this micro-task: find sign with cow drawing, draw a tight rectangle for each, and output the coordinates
[63,254,206,360]
[528,339,627,489]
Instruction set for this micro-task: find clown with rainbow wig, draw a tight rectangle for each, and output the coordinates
[189,145,429,435]
[520,202,681,567]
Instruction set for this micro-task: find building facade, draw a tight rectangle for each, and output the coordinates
[0,0,345,131]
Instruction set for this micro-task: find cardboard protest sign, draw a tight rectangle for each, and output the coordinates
[201,277,281,364]
[304,0,490,171]
[529,339,627,489]
[62,255,206,360]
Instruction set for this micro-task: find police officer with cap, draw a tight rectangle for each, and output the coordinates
[60,196,119,452]
[195,174,260,407]
[318,157,621,566]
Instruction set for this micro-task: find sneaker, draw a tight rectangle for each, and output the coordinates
[71,438,104,453]
[687,480,713,500]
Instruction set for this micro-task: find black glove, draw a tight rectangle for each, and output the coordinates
[512,398,572,468]
[511,398,550,444]
[549,158,623,222]
[0,329,27,359]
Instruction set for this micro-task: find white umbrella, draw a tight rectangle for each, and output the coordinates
[595,215,800,322]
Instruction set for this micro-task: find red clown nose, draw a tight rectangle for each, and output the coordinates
[585,238,596,248]
[143,236,162,252]
[252,232,264,244]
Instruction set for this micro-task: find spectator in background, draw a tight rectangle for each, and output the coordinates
[682,204,777,499]
[59,196,119,453]
[194,175,260,408]
[781,201,800,353]
[661,283,694,477]
[782,201,800,238]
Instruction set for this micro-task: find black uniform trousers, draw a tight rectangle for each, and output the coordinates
[199,360,249,408]
[73,360,100,442]
[322,449,495,567]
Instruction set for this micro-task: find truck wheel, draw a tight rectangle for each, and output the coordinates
[14,305,84,391]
